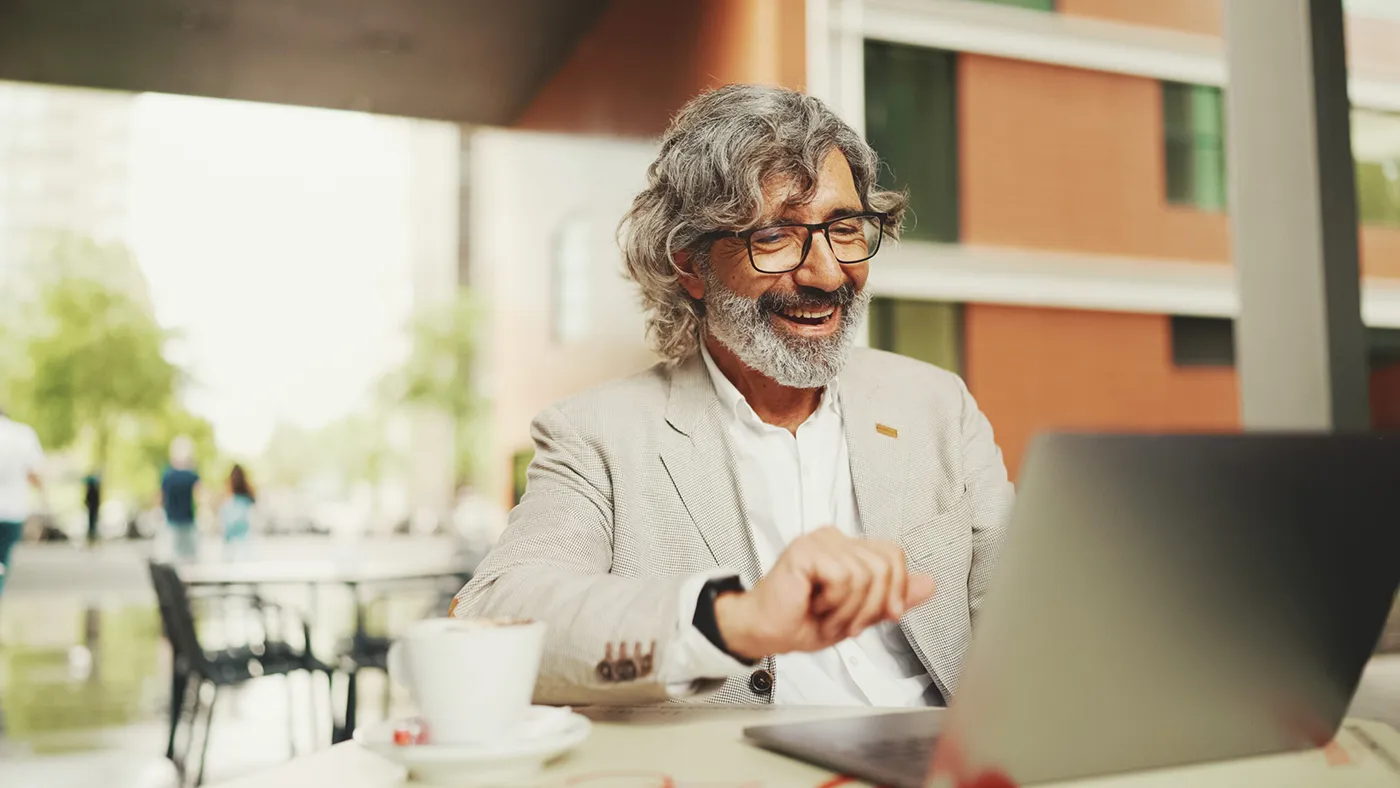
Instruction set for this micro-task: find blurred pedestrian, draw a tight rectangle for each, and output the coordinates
[0,407,44,599]
[83,471,102,546]
[219,464,256,558]
[160,436,201,561]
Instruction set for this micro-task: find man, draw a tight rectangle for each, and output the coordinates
[454,85,1014,707]
[0,408,44,599]
[161,436,201,560]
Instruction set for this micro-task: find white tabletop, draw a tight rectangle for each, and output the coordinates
[0,750,178,788]
[176,558,472,587]
[208,707,1400,788]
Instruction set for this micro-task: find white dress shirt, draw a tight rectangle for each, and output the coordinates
[0,416,44,524]
[660,345,938,706]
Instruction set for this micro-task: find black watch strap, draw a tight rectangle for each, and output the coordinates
[692,575,757,665]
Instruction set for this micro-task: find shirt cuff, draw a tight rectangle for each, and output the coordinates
[660,569,753,697]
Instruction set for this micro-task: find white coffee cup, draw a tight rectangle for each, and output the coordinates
[387,617,546,745]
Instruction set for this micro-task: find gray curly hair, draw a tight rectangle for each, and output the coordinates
[619,84,908,363]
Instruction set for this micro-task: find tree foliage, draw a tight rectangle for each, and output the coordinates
[257,413,394,494]
[383,290,483,486]
[0,235,202,499]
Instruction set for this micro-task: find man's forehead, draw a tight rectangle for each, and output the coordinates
[754,149,859,222]
[757,180,861,224]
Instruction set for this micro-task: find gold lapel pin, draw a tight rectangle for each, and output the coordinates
[876,423,898,439]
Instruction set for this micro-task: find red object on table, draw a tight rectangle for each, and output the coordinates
[392,719,430,746]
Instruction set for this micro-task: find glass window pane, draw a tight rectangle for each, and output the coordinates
[1194,146,1228,212]
[1163,82,1227,211]
[864,42,959,243]
[868,298,963,373]
[1163,82,1195,205]
[1353,109,1400,228]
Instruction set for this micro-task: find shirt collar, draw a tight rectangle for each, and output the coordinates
[698,340,842,426]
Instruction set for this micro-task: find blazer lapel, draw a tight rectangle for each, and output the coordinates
[840,355,961,694]
[839,372,910,544]
[659,355,764,587]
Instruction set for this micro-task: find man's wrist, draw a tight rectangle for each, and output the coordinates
[713,590,764,662]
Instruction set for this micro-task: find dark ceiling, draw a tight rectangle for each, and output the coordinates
[0,0,609,124]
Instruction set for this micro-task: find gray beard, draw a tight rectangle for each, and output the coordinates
[701,268,870,389]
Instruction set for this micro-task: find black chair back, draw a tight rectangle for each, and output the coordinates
[149,561,206,672]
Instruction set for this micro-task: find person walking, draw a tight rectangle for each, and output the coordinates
[218,464,256,559]
[0,408,44,599]
[160,436,201,561]
[83,471,102,546]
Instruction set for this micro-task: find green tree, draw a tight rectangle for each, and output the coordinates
[10,236,181,474]
[257,413,394,495]
[383,290,483,487]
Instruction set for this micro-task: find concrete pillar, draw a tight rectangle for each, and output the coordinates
[1224,0,1370,431]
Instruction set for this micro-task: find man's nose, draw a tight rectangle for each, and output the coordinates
[792,232,845,292]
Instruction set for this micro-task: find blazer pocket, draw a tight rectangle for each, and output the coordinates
[902,497,974,574]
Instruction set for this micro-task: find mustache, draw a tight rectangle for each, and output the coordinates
[756,284,859,314]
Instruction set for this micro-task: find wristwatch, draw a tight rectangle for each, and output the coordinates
[692,575,757,665]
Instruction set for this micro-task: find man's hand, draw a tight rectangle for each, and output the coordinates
[713,526,935,661]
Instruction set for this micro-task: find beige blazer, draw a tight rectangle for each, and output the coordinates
[453,347,1014,706]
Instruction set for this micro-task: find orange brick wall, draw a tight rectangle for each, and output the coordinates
[963,306,1240,477]
[965,304,1400,476]
[959,54,1230,262]
[514,0,806,138]
[957,51,1400,473]
[1059,0,1221,36]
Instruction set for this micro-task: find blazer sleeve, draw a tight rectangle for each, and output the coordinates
[451,405,727,705]
[957,377,1016,623]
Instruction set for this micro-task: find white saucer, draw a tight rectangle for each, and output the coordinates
[354,706,591,786]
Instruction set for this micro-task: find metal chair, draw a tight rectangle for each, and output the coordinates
[148,561,334,785]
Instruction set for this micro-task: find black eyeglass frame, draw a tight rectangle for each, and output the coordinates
[698,211,888,274]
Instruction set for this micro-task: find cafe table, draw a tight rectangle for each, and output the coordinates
[208,705,1400,788]
[176,550,477,742]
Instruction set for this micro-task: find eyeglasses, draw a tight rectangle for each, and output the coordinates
[702,212,887,275]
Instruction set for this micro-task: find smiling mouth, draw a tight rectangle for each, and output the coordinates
[772,305,839,327]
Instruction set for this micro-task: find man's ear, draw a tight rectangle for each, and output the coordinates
[673,250,706,300]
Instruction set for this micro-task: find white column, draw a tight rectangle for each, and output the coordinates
[1224,0,1370,430]
[406,120,462,516]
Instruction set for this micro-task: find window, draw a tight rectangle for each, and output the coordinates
[1165,88,1398,225]
[1170,316,1235,367]
[864,42,959,243]
[1354,109,1400,228]
[1170,316,1400,368]
[868,298,963,373]
[972,0,1055,9]
[1163,83,1228,211]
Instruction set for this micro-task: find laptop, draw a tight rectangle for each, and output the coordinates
[744,433,1400,787]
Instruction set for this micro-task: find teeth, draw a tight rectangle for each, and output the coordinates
[781,307,836,319]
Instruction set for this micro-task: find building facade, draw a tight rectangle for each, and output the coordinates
[0,81,135,274]
[839,0,1400,475]
[471,0,1400,503]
